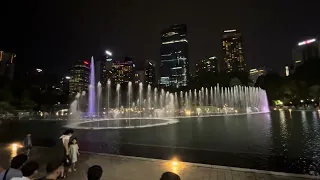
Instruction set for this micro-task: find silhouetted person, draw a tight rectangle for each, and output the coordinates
[23,133,32,158]
[59,129,73,177]
[0,154,28,180]
[11,161,39,180]
[160,172,181,180]
[87,165,103,180]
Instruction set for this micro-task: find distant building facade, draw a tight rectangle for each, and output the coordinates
[59,76,70,95]
[105,54,113,70]
[145,60,156,86]
[134,70,145,84]
[249,67,266,83]
[221,30,245,72]
[292,38,320,69]
[195,56,219,75]
[95,58,108,87]
[0,51,16,80]
[111,58,135,84]
[160,24,189,87]
[69,60,90,97]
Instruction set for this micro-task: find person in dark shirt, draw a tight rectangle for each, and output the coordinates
[87,165,103,180]
[160,172,181,180]
[11,161,39,180]
[0,154,28,180]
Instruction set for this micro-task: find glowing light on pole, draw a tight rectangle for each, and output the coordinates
[105,50,112,56]
[105,50,112,61]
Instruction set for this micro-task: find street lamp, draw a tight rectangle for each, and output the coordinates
[105,50,112,56]
[36,68,42,73]
[105,50,113,62]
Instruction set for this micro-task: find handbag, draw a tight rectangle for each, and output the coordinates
[2,169,9,180]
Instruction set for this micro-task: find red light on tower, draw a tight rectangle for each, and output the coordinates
[84,61,89,65]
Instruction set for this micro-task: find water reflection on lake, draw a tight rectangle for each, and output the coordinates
[1,110,320,170]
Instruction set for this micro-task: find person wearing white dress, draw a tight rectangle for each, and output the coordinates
[69,138,80,171]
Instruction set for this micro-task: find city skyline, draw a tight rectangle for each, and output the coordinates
[1,0,320,77]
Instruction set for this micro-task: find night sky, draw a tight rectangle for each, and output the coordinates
[1,0,320,76]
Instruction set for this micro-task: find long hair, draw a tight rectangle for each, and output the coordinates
[63,129,74,135]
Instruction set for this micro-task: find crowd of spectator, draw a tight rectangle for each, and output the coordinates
[0,155,180,180]
[0,129,181,180]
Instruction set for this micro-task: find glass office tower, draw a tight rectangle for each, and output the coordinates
[160,24,189,87]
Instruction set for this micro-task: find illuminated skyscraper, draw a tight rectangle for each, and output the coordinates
[145,60,156,86]
[134,70,145,84]
[0,51,16,80]
[292,38,320,69]
[221,30,245,72]
[111,58,135,84]
[195,56,219,75]
[95,58,107,87]
[96,53,113,86]
[160,24,188,87]
[69,60,90,97]
[249,67,266,83]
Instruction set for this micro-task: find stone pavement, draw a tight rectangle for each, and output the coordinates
[0,144,316,180]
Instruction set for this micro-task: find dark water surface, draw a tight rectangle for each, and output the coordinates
[1,110,320,172]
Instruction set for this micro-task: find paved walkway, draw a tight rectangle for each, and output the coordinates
[0,144,316,180]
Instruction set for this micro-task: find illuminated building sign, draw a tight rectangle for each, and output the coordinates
[298,38,316,46]
[162,39,188,45]
[224,29,236,33]
[84,61,89,65]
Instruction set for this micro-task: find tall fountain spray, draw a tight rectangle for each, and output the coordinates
[147,85,151,111]
[106,79,111,117]
[128,81,132,118]
[97,82,102,116]
[116,84,121,109]
[139,82,143,118]
[88,57,96,116]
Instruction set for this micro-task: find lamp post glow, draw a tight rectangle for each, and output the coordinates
[105,50,112,56]
[36,68,42,72]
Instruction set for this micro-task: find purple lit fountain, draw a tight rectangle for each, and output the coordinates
[88,57,96,116]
